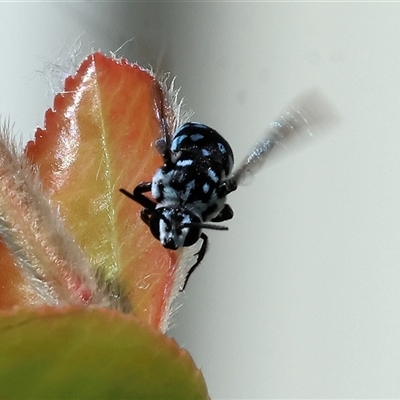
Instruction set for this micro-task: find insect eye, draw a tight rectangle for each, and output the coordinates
[149,214,161,241]
[183,226,201,247]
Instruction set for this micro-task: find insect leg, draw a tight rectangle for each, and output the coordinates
[119,182,156,210]
[180,233,208,291]
[217,180,238,197]
[211,204,234,222]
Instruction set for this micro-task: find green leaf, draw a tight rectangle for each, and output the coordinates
[0,307,209,399]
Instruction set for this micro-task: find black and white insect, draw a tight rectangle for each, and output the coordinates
[120,91,335,290]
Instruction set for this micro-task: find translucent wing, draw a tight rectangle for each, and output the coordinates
[152,81,173,161]
[152,75,192,162]
[226,90,338,190]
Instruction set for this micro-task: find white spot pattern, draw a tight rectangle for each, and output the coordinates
[207,168,218,183]
[171,134,187,151]
[190,134,204,142]
[176,159,193,167]
[218,142,226,153]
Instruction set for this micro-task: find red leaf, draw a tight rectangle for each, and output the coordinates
[25,53,181,329]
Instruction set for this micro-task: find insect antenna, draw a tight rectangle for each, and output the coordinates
[181,222,229,231]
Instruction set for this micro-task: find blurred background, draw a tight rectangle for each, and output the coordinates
[2,2,400,398]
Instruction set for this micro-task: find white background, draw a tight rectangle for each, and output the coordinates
[2,2,400,399]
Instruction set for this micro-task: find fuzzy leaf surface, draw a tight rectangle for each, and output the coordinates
[26,53,179,329]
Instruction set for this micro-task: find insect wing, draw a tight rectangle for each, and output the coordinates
[152,81,174,160]
[152,75,191,162]
[227,90,338,188]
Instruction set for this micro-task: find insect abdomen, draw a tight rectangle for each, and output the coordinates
[171,122,234,176]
